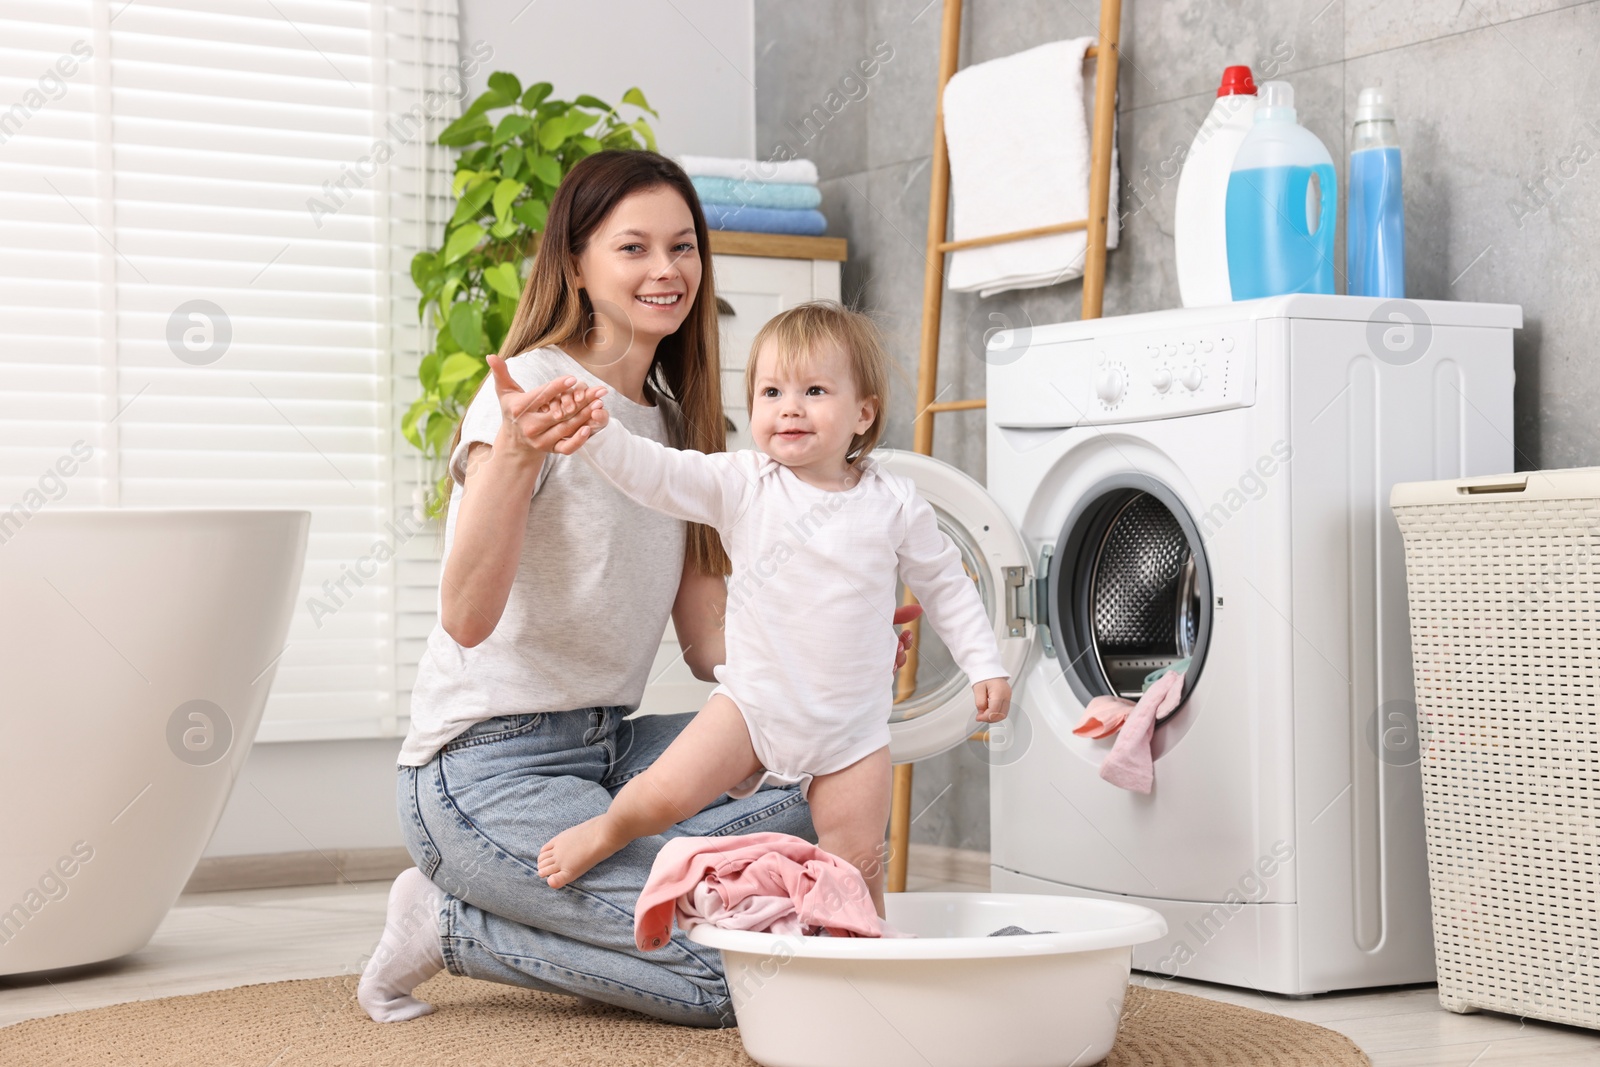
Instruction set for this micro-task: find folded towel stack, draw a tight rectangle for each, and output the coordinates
[679,155,827,237]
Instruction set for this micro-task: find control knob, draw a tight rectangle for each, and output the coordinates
[1095,365,1126,406]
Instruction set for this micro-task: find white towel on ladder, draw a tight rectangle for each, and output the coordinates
[942,37,1120,298]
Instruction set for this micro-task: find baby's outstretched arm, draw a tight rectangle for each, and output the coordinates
[557,391,750,530]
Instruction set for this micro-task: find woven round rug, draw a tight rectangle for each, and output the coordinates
[0,972,1370,1066]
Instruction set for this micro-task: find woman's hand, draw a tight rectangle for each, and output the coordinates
[973,677,1012,723]
[440,358,609,647]
[488,354,610,461]
[892,604,921,672]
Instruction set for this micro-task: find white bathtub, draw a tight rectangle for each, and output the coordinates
[689,891,1167,1067]
[0,509,309,976]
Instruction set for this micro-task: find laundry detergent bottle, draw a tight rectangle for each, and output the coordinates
[1224,80,1337,298]
[1347,86,1404,297]
[1175,65,1258,307]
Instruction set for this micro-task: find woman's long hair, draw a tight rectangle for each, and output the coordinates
[449,150,729,576]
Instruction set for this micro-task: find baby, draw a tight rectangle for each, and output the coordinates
[536,300,1011,914]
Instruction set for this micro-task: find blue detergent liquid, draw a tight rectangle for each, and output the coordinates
[1225,163,1337,298]
[1348,146,1404,297]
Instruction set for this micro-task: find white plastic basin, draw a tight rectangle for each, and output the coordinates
[688,891,1167,1067]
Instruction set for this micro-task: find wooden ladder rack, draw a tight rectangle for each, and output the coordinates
[887,0,1123,894]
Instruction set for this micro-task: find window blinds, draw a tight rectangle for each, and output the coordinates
[0,0,460,741]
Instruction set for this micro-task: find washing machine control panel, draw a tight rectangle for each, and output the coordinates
[989,322,1256,427]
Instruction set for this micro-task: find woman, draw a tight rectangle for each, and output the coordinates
[357,150,915,1027]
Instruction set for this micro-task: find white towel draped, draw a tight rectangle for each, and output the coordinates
[942,37,1120,298]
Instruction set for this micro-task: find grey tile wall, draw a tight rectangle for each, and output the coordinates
[756,0,1600,850]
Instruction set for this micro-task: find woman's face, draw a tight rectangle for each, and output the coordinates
[571,184,703,358]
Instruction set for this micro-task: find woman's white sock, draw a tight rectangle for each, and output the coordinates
[357,867,446,1022]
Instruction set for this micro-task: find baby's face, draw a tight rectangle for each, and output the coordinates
[747,339,876,472]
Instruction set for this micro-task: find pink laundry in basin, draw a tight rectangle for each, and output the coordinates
[635,832,893,951]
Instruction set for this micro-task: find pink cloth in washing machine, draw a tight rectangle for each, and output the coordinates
[1072,696,1132,739]
[1094,669,1187,794]
[635,832,893,951]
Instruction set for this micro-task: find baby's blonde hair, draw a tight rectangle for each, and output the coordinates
[745,300,890,463]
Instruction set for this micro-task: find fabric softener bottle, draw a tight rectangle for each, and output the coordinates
[1347,86,1404,297]
[1224,80,1337,298]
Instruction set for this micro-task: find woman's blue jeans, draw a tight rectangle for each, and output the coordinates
[396,706,816,1027]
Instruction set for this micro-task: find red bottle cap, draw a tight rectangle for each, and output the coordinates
[1217,66,1257,98]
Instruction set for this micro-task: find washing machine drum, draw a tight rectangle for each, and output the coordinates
[1053,479,1211,703]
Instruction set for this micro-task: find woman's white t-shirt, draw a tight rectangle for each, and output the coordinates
[398,346,686,767]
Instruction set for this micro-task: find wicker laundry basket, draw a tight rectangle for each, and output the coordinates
[1391,468,1600,1029]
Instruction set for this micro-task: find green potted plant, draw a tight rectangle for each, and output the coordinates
[403,73,659,515]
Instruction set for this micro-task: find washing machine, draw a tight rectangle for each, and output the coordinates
[879,294,1520,995]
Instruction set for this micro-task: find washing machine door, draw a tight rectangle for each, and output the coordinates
[874,450,1033,764]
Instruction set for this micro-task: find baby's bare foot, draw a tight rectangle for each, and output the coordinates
[537,816,627,888]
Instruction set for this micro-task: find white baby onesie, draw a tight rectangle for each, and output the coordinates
[580,417,1008,798]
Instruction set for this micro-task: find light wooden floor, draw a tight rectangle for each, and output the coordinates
[2,856,1597,1066]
